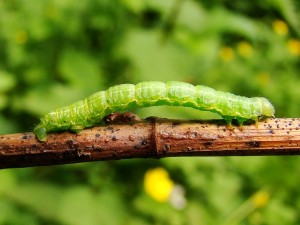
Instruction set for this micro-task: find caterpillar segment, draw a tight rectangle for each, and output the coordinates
[34,81,275,141]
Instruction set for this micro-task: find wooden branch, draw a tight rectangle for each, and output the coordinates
[0,118,299,169]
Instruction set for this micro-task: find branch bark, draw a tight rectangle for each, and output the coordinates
[0,118,299,169]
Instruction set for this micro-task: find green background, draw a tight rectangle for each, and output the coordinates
[0,0,299,224]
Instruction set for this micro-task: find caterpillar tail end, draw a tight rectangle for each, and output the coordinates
[33,124,48,142]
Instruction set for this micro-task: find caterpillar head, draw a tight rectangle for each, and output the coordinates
[260,97,275,118]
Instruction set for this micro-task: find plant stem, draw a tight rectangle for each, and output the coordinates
[0,118,299,169]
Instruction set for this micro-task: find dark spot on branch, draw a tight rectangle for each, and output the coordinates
[171,122,180,128]
[66,140,77,150]
[187,147,194,151]
[141,139,147,145]
[104,112,141,124]
[107,126,114,132]
[112,151,118,158]
[111,136,117,141]
[204,141,213,148]
[246,141,260,148]
[77,150,91,159]
[163,144,170,153]
[145,116,158,122]
[128,135,135,141]
[22,134,29,140]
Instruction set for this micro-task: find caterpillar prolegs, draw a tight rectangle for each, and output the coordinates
[34,81,275,141]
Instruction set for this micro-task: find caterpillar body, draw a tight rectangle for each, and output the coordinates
[34,81,275,141]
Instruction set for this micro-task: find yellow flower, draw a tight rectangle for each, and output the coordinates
[237,41,253,58]
[144,167,175,202]
[272,19,288,36]
[15,30,28,44]
[256,72,271,86]
[252,191,269,208]
[219,46,235,62]
[287,39,300,56]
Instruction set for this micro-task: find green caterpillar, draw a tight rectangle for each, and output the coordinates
[34,81,275,141]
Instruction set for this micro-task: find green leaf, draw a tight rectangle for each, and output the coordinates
[58,48,103,91]
[0,71,16,92]
[2,183,62,220]
[58,186,126,225]
[123,30,193,82]
[0,170,17,194]
[0,115,20,134]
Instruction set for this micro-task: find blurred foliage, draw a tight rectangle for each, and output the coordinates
[0,0,299,224]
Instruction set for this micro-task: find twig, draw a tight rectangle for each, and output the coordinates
[0,118,299,169]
